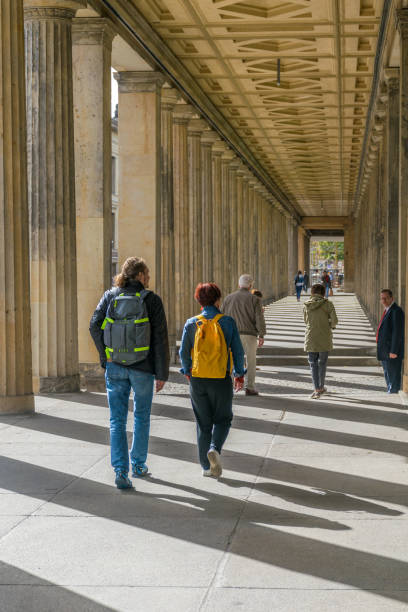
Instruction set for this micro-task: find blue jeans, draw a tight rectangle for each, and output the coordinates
[381,357,402,393]
[105,362,154,474]
[189,376,233,470]
[295,286,302,300]
[325,285,330,297]
[308,352,329,390]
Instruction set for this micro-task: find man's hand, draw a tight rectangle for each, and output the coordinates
[389,353,398,359]
[234,376,244,392]
[155,380,166,393]
[258,337,264,348]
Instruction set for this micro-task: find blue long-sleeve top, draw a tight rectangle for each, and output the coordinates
[179,305,245,377]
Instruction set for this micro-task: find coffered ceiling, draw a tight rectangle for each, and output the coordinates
[131,0,385,217]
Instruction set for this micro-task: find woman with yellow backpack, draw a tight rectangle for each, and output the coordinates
[179,283,245,478]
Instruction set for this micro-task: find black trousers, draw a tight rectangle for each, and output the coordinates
[381,357,403,393]
[189,376,233,469]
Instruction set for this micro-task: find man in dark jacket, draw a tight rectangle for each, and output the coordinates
[90,256,169,489]
[376,289,404,394]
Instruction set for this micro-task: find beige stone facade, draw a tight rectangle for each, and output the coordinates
[4,0,408,409]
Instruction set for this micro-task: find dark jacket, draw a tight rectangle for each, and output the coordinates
[322,274,331,288]
[89,281,170,380]
[377,302,405,361]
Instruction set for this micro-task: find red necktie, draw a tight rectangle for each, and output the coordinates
[376,309,386,343]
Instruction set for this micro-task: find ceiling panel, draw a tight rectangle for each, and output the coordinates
[135,0,385,216]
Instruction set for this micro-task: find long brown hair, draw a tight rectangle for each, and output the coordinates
[114,257,147,288]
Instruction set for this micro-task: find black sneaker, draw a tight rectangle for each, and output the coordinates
[115,473,133,489]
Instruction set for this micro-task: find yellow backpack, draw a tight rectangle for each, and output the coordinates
[191,314,231,378]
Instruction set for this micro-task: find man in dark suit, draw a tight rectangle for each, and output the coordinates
[376,289,405,393]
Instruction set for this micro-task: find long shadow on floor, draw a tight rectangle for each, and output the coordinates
[2,411,408,508]
[256,370,385,392]
[0,561,114,611]
[30,393,408,457]
[1,456,408,604]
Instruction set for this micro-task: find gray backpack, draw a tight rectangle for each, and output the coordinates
[101,289,151,365]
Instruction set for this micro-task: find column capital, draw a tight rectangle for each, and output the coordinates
[212,140,229,156]
[161,87,181,111]
[172,102,196,124]
[396,8,408,36]
[200,129,220,147]
[187,118,208,135]
[384,67,400,93]
[72,17,116,49]
[220,148,235,162]
[114,71,166,94]
[24,0,86,19]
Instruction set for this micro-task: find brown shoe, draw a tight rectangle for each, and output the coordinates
[245,388,259,396]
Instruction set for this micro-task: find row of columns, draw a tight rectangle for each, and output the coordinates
[1,0,297,412]
[114,72,291,350]
[354,7,408,393]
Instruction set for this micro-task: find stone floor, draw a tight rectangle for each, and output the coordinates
[0,295,407,611]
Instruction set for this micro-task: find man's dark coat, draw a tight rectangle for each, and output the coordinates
[377,302,405,361]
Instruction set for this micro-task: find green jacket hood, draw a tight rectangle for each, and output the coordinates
[304,296,328,311]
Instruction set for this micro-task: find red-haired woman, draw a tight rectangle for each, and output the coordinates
[179,282,245,478]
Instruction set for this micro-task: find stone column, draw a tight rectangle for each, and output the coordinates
[397,9,408,309]
[384,68,400,295]
[228,159,240,288]
[187,118,206,312]
[288,219,298,295]
[173,103,195,336]
[247,178,257,287]
[161,88,179,358]
[212,141,226,289]
[200,130,218,282]
[24,0,86,393]
[114,71,165,292]
[236,165,245,281]
[72,17,114,384]
[241,172,250,275]
[344,219,355,293]
[0,0,34,413]
[253,184,262,287]
[220,148,234,295]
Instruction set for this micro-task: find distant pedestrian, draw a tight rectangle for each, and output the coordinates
[376,289,404,394]
[295,270,304,301]
[252,288,265,312]
[303,283,338,399]
[303,270,309,293]
[179,283,245,478]
[321,270,331,298]
[90,257,169,489]
[222,274,266,395]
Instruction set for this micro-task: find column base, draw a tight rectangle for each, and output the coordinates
[33,374,80,394]
[80,362,106,392]
[402,374,408,396]
[399,390,408,407]
[0,394,35,415]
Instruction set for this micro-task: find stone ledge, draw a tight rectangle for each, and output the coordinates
[33,374,80,394]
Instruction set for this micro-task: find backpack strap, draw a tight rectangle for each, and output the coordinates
[195,313,224,326]
[139,288,151,301]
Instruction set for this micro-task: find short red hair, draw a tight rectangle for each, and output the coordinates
[194,282,221,306]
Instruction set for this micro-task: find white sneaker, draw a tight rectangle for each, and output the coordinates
[310,391,321,399]
[207,449,222,478]
[202,469,212,477]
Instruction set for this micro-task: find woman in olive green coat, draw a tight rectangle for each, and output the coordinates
[303,284,338,399]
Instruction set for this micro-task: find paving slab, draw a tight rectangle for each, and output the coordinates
[0,295,407,611]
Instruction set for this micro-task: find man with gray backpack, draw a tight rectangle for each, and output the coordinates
[90,257,169,489]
